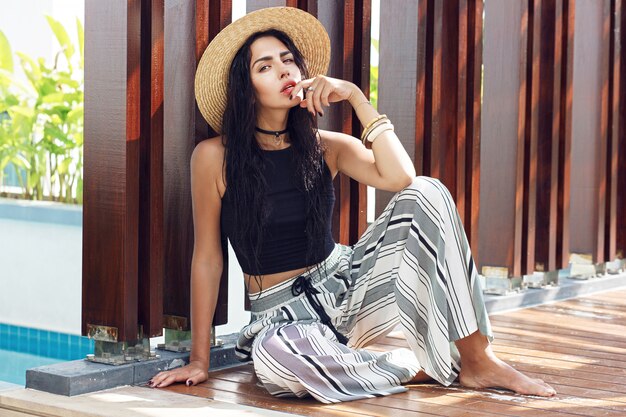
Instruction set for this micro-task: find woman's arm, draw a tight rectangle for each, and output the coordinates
[294,76,416,192]
[149,137,225,388]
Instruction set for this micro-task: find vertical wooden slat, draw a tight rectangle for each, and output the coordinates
[522,0,541,274]
[344,0,370,243]
[136,0,164,338]
[456,0,468,226]
[378,0,419,216]
[163,0,201,328]
[616,0,626,259]
[479,0,523,275]
[606,0,620,260]
[515,0,529,277]
[83,0,140,342]
[464,0,482,253]
[550,0,563,271]
[596,0,611,263]
[428,0,443,179]
[414,0,428,176]
[191,0,232,325]
[558,0,575,269]
[569,0,610,264]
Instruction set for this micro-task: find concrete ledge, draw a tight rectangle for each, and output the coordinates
[485,271,626,314]
[26,334,242,397]
[0,197,82,226]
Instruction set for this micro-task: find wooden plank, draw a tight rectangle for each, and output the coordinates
[343,0,370,243]
[569,0,609,263]
[522,0,543,274]
[161,1,200,327]
[515,0,530,277]
[606,0,622,260]
[377,0,419,216]
[414,0,428,177]
[83,0,140,342]
[194,0,232,322]
[558,0,575,270]
[479,0,526,275]
[533,0,559,273]
[138,0,165,338]
[455,0,468,225]
[465,0,483,254]
[153,287,626,415]
[617,0,626,260]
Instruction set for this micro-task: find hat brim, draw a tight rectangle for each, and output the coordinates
[194,7,331,134]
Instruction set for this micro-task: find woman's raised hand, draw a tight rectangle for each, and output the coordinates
[291,75,361,117]
[148,360,208,388]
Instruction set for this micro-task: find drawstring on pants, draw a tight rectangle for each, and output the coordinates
[291,275,349,345]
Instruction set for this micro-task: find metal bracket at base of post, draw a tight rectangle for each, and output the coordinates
[480,266,524,295]
[85,324,159,365]
[157,326,223,353]
[523,270,558,289]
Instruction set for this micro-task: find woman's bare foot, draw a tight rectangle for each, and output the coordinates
[455,331,556,397]
[459,355,556,396]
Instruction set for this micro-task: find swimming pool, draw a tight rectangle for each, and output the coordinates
[0,323,94,386]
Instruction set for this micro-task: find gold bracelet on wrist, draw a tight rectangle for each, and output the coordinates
[367,123,394,143]
[362,118,391,143]
[360,115,388,141]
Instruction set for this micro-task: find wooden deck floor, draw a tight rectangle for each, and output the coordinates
[159,288,626,416]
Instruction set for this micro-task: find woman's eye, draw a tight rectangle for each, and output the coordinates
[259,65,270,72]
[283,58,294,63]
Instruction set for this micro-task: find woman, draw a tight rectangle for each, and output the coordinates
[149,7,556,403]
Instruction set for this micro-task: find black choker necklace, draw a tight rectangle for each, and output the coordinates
[255,126,288,138]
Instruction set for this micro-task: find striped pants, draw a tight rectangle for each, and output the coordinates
[235,176,493,403]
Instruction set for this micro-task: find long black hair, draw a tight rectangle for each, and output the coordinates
[221,29,330,288]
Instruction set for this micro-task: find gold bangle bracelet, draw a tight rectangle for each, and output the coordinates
[367,124,394,143]
[362,118,391,143]
[360,115,388,141]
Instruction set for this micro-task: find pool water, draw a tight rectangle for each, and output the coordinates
[0,323,94,386]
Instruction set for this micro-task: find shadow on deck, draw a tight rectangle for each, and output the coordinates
[157,288,626,417]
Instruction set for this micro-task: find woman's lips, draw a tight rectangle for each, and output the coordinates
[281,85,294,96]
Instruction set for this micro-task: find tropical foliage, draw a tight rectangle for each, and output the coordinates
[0,16,84,204]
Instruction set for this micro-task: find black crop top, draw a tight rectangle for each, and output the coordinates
[220,145,336,275]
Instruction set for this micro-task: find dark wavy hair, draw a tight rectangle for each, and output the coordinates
[221,29,329,288]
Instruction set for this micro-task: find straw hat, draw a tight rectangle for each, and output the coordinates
[194,7,331,133]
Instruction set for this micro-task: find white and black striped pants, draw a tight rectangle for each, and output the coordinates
[234,176,493,403]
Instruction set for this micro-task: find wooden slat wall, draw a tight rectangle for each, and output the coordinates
[379,0,483,253]
[479,0,574,276]
[83,0,626,341]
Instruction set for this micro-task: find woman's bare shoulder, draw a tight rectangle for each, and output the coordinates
[192,136,225,166]
[191,136,226,195]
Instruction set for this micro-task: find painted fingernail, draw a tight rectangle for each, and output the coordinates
[186,380,192,386]
[289,95,293,100]
[318,112,323,117]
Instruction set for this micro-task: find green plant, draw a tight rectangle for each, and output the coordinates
[0,15,84,204]
[370,38,379,109]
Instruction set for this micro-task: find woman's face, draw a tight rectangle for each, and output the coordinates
[249,36,302,112]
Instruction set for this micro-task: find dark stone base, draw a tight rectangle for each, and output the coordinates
[26,333,243,396]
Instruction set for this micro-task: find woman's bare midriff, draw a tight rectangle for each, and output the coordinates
[245,265,312,294]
